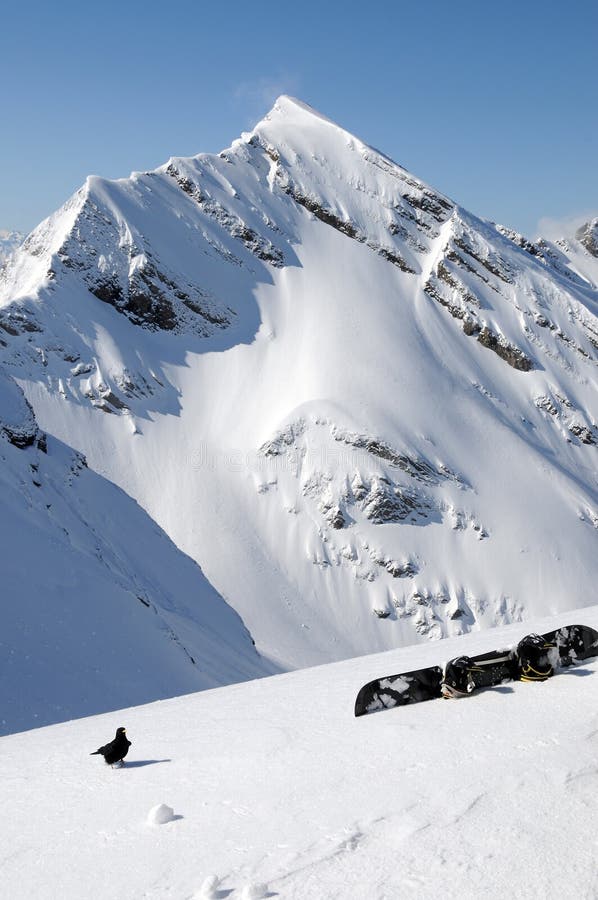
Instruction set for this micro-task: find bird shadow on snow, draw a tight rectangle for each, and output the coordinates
[125,759,172,768]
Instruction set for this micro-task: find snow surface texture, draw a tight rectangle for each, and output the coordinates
[1,96,598,721]
[2,609,598,899]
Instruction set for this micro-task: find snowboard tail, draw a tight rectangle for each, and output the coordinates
[354,666,443,716]
[354,624,598,717]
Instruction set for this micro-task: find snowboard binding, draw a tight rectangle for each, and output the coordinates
[441,656,483,698]
[516,633,555,682]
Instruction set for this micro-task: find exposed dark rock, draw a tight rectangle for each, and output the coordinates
[285,186,358,238]
[181,298,230,325]
[402,191,453,223]
[3,424,37,449]
[495,224,541,258]
[450,607,466,620]
[89,276,125,306]
[454,236,514,284]
[569,423,596,445]
[284,184,416,273]
[385,559,417,578]
[535,396,559,416]
[0,318,20,336]
[446,247,488,281]
[0,375,44,450]
[100,390,129,411]
[424,277,468,322]
[320,501,346,529]
[327,506,346,529]
[332,430,444,485]
[476,327,533,371]
[126,282,177,331]
[362,478,428,524]
[576,220,598,258]
[376,245,414,270]
[0,311,42,335]
[259,420,310,458]
[373,608,391,618]
[462,317,481,336]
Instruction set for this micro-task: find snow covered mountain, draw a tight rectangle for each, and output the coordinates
[1,97,597,708]
[3,606,598,899]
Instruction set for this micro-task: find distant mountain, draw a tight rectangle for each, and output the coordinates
[0,230,24,266]
[539,216,598,291]
[0,97,597,708]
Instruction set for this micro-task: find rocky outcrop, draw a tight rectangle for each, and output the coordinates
[475,326,533,371]
[57,197,234,334]
[576,220,598,258]
[534,393,596,445]
[0,368,45,450]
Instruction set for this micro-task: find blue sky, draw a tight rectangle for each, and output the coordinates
[2,0,596,237]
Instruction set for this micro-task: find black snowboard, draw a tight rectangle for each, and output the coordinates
[354,623,598,717]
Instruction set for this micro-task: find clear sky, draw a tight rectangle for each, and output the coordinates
[1,0,596,238]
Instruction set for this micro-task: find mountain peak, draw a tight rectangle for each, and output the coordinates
[251,94,391,165]
[260,94,341,127]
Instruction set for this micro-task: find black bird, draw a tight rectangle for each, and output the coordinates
[90,727,132,766]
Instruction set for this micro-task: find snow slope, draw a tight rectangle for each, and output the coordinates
[0,367,274,736]
[1,96,597,680]
[2,607,598,899]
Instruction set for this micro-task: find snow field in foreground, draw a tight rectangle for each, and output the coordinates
[3,609,598,899]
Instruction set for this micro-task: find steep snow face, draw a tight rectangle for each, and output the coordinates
[0,96,597,677]
[0,367,273,735]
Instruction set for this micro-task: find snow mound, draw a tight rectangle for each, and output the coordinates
[146,803,176,825]
[194,875,220,899]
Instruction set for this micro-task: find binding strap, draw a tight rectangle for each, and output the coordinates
[520,662,553,682]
